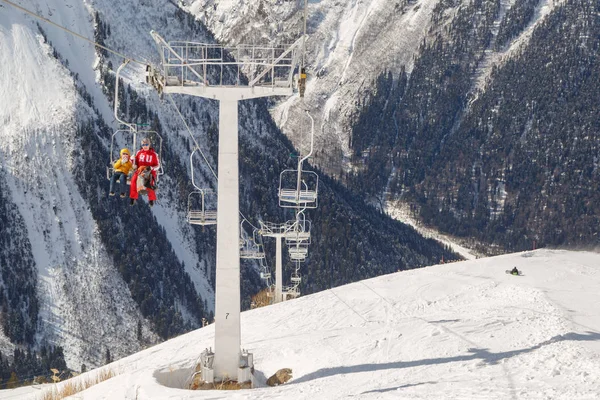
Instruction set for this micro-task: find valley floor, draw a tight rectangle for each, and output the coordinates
[385,200,486,260]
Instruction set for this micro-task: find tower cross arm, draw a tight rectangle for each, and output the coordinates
[248,35,307,87]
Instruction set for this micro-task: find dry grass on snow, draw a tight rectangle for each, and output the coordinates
[39,368,117,400]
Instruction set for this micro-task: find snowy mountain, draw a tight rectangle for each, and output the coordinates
[193,0,600,254]
[4,249,600,399]
[0,0,460,376]
[187,0,440,173]
[0,0,156,368]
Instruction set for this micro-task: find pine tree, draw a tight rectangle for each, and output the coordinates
[137,320,143,342]
[105,348,112,365]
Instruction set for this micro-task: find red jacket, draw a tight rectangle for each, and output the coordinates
[133,148,160,171]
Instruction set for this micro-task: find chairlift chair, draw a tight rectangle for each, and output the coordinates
[285,219,312,245]
[285,230,311,245]
[187,190,217,225]
[239,223,266,259]
[283,285,300,300]
[240,238,266,259]
[289,253,307,262]
[108,61,164,184]
[278,169,319,208]
[260,272,271,280]
[288,243,308,261]
[187,149,216,226]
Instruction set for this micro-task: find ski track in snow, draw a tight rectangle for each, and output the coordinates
[5,249,600,399]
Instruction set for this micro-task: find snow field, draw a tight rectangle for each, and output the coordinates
[8,249,597,400]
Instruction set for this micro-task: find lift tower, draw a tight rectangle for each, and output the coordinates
[150,32,303,384]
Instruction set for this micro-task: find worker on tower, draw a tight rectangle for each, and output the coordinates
[298,67,307,98]
[129,138,160,206]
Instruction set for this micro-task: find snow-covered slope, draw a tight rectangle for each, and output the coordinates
[0,1,154,367]
[0,0,217,368]
[10,249,599,399]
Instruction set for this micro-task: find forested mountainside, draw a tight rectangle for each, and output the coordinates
[198,0,599,253]
[0,0,458,381]
[347,0,600,251]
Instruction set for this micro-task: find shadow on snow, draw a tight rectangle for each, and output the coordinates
[292,331,600,385]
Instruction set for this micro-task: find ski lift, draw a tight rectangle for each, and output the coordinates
[282,285,300,300]
[288,243,308,261]
[187,190,217,225]
[260,272,271,280]
[278,111,318,208]
[240,224,266,259]
[278,170,319,208]
[285,214,311,245]
[187,148,216,226]
[290,274,301,284]
[259,256,272,282]
[107,128,164,181]
[240,238,266,259]
[107,60,164,184]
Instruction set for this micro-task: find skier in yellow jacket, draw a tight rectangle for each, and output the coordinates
[109,148,134,197]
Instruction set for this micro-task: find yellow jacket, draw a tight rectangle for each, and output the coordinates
[113,148,133,174]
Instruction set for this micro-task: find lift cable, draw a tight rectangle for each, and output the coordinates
[3,0,278,238]
[1,0,147,65]
[166,93,263,233]
[301,0,308,68]
[166,94,218,182]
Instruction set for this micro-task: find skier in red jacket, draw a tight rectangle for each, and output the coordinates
[129,137,160,206]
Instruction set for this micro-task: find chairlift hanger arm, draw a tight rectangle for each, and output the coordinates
[114,60,137,132]
[298,110,315,166]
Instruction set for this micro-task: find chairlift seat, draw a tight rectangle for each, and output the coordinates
[187,210,217,225]
[240,250,266,260]
[278,169,319,209]
[285,230,311,244]
[279,189,318,204]
[288,246,308,256]
[187,189,216,226]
